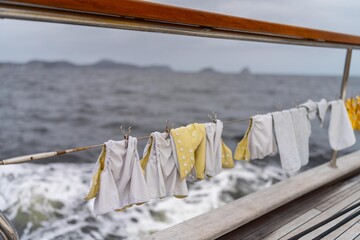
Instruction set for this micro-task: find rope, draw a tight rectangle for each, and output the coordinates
[0,106,317,165]
[0,116,251,165]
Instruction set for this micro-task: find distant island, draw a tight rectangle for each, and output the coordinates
[0,59,252,75]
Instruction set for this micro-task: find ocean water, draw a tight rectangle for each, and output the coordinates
[0,62,359,239]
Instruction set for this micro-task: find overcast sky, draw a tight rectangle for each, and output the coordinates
[1,0,360,75]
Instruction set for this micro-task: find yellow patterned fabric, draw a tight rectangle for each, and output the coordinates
[356,96,360,130]
[234,119,253,161]
[221,140,234,168]
[346,96,360,131]
[170,123,206,180]
[84,145,106,200]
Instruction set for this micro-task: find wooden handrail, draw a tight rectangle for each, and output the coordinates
[1,0,360,46]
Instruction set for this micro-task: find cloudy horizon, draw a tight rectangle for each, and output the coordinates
[1,0,360,75]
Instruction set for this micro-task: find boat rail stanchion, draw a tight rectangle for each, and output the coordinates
[330,48,353,168]
[0,209,19,240]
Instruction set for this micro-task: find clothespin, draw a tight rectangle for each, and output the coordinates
[208,111,218,123]
[120,125,131,148]
[164,120,175,139]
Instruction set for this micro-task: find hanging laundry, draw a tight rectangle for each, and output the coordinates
[345,96,360,130]
[300,99,318,120]
[204,120,223,178]
[247,113,277,160]
[84,137,150,215]
[170,123,206,180]
[222,140,234,168]
[346,97,357,129]
[272,110,302,172]
[317,99,328,127]
[328,100,356,151]
[290,108,311,166]
[84,145,106,202]
[141,132,188,199]
[356,96,360,130]
[300,99,328,127]
[234,119,253,161]
[235,114,277,161]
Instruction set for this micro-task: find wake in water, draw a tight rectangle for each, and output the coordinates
[0,161,287,239]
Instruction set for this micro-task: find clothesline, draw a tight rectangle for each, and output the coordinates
[0,107,318,166]
[87,98,349,215]
[0,117,252,165]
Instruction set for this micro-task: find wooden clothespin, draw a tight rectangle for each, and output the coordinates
[208,111,218,123]
[164,120,175,139]
[120,125,131,148]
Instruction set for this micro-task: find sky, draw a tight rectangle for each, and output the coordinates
[1,0,360,75]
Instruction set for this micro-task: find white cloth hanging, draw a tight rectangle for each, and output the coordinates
[328,100,356,151]
[300,99,318,120]
[273,110,302,172]
[290,108,311,166]
[317,98,328,127]
[142,132,188,199]
[92,137,150,215]
[204,120,223,178]
[248,113,277,160]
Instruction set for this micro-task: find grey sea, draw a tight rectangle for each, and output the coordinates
[1,61,359,239]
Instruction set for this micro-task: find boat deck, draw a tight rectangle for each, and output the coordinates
[219,173,360,240]
[150,151,360,240]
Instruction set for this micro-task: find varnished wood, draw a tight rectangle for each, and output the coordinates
[1,0,360,46]
[325,219,360,239]
[282,191,360,239]
[338,222,360,239]
[233,176,360,240]
[218,173,360,240]
[150,151,360,239]
[304,208,360,239]
[262,209,321,240]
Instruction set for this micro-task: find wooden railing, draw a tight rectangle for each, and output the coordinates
[1,0,360,48]
[1,1,360,238]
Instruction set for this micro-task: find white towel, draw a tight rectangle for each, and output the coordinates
[248,113,277,160]
[328,100,356,151]
[290,108,311,166]
[300,99,318,120]
[205,120,223,177]
[273,111,302,172]
[317,99,328,127]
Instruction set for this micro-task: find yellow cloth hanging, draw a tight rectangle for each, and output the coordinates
[140,136,153,171]
[84,145,106,200]
[356,96,360,130]
[346,98,356,129]
[346,97,360,131]
[170,123,206,180]
[234,118,253,161]
[221,140,234,168]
